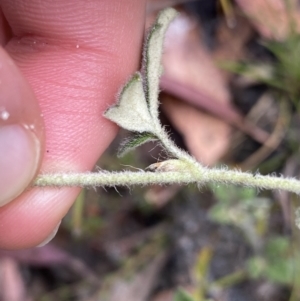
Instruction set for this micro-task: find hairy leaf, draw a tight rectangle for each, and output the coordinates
[118,132,158,157]
[104,72,155,133]
[143,8,177,119]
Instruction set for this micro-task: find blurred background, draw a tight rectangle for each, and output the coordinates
[2,0,300,300]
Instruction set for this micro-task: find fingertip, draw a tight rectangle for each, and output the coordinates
[0,47,44,206]
[0,187,79,249]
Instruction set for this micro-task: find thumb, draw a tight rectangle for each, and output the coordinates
[0,47,44,206]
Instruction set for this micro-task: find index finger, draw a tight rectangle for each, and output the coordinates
[0,0,146,249]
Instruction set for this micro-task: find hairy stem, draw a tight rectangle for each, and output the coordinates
[34,168,300,195]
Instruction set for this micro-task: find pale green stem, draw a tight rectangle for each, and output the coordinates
[154,123,200,166]
[34,167,300,195]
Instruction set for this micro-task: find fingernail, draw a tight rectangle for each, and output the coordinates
[0,124,40,206]
[36,221,61,247]
[0,47,44,206]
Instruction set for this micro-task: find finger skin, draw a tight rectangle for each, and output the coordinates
[0,47,44,206]
[0,0,146,249]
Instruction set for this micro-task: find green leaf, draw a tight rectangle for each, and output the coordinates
[118,132,158,157]
[174,289,195,301]
[104,72,155,133]
[247,237,294,285]
[246,256,266,279]
[143,8,177,119]
[220,61,275,86]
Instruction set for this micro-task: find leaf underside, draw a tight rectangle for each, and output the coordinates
[118,132,158,157]
[104,72,155,133]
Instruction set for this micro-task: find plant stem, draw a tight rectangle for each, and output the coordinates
[34,167,300,195]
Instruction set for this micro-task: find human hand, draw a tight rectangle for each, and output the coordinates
[0,0,146,249]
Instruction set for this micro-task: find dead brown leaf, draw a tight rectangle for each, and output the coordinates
[105,252,167,301]
[213,14,254,68]
[163,13,231,106]
[0,245,99,284]
[162,95,230,165]
[161,13,231,165]
[144,185,181,207]
[235,0,300,40]
[150,290,174,301]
